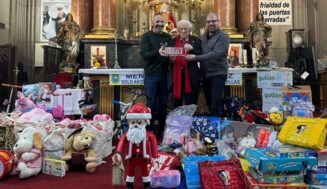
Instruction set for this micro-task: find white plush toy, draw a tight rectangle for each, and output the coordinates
[13,126,47,179]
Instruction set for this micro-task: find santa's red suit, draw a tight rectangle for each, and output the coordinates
[116,129,158,182]
[117,103,158,183]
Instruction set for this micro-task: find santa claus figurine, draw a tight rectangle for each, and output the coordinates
[112,103,158,189]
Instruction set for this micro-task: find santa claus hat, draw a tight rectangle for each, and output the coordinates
[126,103,152,120]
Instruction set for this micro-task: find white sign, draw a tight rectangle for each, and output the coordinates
[262,88,283,113]
[257,71,293,89]
[225,73,242,86]
[109,73,144,86]
[259,0,292,25]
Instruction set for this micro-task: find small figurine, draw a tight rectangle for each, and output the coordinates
[268,107,284,131]
[112,103,158,189]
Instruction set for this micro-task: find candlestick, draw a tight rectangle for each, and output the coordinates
[113,31,120,69]
[243,49,248,65]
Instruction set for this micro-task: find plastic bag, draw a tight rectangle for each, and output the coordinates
[83,120,114,164]
[43,127,66,159]
[162,115,193,145]
[168,104,197,116]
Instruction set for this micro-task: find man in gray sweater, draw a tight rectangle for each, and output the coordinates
[185,13,230,117]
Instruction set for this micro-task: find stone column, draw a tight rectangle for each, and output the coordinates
[212,0,236,34]
[71,0,92,34]
[91,0,116,38]
[236,0,259,34]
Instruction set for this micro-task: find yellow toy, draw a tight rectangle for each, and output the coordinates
[61,130,97,173]
[268,107,284,131]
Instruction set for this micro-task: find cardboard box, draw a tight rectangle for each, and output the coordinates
[42,157,66,177]
[244,148,317,172]
[268,146,317,158]
[246,172,307,189]
[262,88,283,113]
[282,85,312,103]
[249,167,304,184]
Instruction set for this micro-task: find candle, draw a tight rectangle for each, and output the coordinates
[96,48,99,56]
[252,48,257,64]
[243,49,248,65]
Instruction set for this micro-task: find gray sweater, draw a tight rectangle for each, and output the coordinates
[197,30,230,77]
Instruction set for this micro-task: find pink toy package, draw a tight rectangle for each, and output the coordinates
[151,170,181,188]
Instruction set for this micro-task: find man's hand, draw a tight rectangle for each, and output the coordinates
[184,44,193,52]
[159,45,168,57]
[184,54,197,61]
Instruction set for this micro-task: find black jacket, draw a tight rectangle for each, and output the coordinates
[167,35,202,90]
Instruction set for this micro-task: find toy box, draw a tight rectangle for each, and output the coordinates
[183,155,225,189]
[278,117,327,150]
[244,148,317,172]
[151,170,181,188]
[246,172,307,189]
[282,85,312,103]
[317,149,327,166]
[192,116,220,141]
[42,157,66,177]
[248,167,304,184]
[305,169,327,185]
[268,146,317,158]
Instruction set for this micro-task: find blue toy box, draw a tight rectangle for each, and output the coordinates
[244,148,317,172]
[183,155,225,189]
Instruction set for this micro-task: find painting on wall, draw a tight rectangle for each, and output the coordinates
[90,45,107,68]
[228,43,242,67]
[41,0,71,41]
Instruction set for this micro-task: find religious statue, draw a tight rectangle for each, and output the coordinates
[55,13,81,72]
[248,13,272,66]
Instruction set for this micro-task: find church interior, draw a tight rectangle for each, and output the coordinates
[1,0,327,189]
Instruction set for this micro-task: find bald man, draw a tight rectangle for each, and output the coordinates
[185,13,230,117]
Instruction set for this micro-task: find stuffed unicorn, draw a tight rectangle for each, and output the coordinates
[15,91,36,113]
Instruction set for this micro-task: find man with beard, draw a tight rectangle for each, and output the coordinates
[113,103,158,189]
[140,13,171,139]
[185,13,230,117]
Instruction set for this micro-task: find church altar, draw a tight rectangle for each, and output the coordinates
[79,67,293,117]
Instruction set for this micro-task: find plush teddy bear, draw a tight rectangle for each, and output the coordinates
[13,126,47,179]
[61,130,97,173]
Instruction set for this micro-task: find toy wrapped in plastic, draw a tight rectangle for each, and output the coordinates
[162,105,197,146]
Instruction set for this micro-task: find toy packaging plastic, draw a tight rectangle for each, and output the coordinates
[278,117,327,149]
[198,158,248,189]
[151,170,181,188]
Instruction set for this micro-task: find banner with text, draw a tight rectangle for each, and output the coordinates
[109,73,144,85]
[259,0,292,25]
[225,73,243,86]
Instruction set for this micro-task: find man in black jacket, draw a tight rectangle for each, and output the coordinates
[166,20,202,108]
[185,13,230,117]
[140,13,171,140]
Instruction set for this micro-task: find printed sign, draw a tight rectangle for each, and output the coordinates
[259,0,292,25]
[109,73,144,86]
[257,71,293,89]
[225,73,242,86]
[165,47,186,56]
[262,88,283,113]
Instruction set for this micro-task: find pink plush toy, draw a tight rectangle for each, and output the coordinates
[15,91,36,113]
[93,114,111,121]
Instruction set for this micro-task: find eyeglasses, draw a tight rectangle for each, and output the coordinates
[206,20,218,24]
[178,27,190,31]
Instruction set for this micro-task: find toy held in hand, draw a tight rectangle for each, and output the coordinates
[15,91,36,113]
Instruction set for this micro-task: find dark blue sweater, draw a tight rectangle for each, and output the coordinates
[197,30,230,77]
